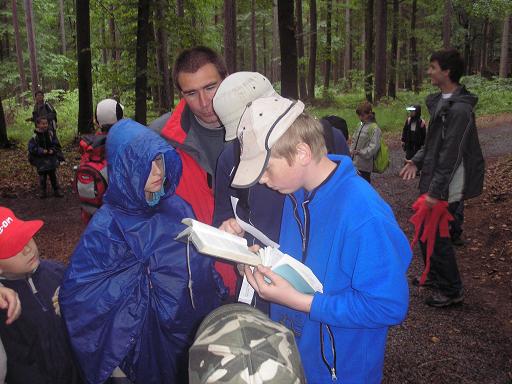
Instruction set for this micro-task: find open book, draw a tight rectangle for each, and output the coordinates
[175,218,323,295]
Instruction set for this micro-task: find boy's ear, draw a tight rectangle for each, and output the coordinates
[295,142,312,165]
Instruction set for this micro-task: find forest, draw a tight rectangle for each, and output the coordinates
[0,0,511,146]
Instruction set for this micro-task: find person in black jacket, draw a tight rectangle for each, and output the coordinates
[400,49,484,308]
[401,105,426,160]
[0,206,82,384]
[28,117,64,198]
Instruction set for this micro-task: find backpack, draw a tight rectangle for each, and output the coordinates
[369,123,390,174]
[74,134,108,218]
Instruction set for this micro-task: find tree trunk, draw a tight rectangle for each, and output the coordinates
[278,0,298,99]
[388,0,398,98]
[364,0,374,102]
[410,0,419,93]
[343,0,351,79]
[251,0,257,71]
[59,0,66,55]
[0,96,9,148]
[499,15,511,78]
[374,0,387,103]
[443,0,451,49]
[224,0,237,74]
[479,18,489,73]
[263,22,268,78]
[23,0,39,94]
[135,0,150,125]
[155,0,172,111]
[76,0,93,134]
[271,0,280,83]
[12,0,28,93]
[323,0,332,95]
[307,0,317,100]
[295,0,307,99]
[109,6,120,62]
[100,18,108,64]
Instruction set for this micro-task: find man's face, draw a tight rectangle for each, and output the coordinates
[0,238,40,275]
[178,63,223,125]
[35,93,44,104]
[427,61,450,87]
[259,155,304,195]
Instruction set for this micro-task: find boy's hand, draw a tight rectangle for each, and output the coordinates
[0,287,22,324]
[219,218,245,237]
[244,265,313,313]
[400,160,417,180]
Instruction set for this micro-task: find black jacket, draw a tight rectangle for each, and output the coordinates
[412,86,484,201]
[28,130,61,172]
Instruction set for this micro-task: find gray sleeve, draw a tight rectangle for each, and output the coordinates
[148,112,172,135]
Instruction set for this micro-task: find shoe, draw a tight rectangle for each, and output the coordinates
[451,237,465,247]
[425,290,464,308]
[411,276,437,288]
[54,190,64,198]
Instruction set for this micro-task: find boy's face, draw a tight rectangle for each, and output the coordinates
[145,156,165,193]
[35,93,44,104]
[259,155,304,195]
[36,119,49,132]
[0,238,40,275]
[427,60,450,87]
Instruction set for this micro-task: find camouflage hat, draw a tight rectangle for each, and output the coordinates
[189,303,305,384]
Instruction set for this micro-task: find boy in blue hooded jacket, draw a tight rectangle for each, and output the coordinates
[238,96,412,383]
[59,119,226,384]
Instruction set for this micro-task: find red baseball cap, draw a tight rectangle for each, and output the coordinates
[0,207,43,259]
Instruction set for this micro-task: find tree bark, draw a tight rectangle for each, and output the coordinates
[100,18,108,65]
[23,0,39,95]
[374,0,387,103]
[224,0,237,74]
[0,96,9,148]
[307,0,317,100]
[278,0,298,99]
[410,0,419,93]
[12,0,28,93]
[499,15,511,78]
[135,0,150,125]
[479,18,489,73]
[343,0,351,79]
[295,0,307,99]
[59,0,66,55]
[323,0,332,95]
[443,0,451,49]
[364,0,374,102]
[251,0,257,72]
[155,0,172,111]
[76,0,93,134]
[271,0,280,83]
[388,0,398,98]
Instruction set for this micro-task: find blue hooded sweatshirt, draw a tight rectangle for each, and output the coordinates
[59,119,226,384]
[272,155,411,383]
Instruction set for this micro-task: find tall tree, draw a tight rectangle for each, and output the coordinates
[323,0,333,94]
[343,0,352,79]
[374,0,387,103]
[307,0,318,100]
[388,0,398,98]
[76,0,93,134]
[251,0,257,71]
[23,0,39,94]
[410,0,419,92]
[499,14,511,78]
[479,17,489,72]
[295,0,307,99]
[443,0,452,48]
[364,0,374,102]
[271,0,280,83]
[59,0,66,54]
[278,0,298,98]
[155,0,172,111]
[12,0,28,93]
[0,96,8,148]
[224,0,237,73]
[135,0,150,125]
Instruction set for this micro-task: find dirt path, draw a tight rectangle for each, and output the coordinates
[1,116,511,383]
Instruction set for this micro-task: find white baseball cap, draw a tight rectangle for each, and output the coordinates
[213,72,277,141]
[231,96,305,188]
[405,106,417,111]
[96,99,124,127]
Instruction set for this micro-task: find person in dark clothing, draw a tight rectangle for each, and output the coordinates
[0,206,82,384]
[322,114,349,141]
[400,49,484,308]
[28,90,58,132]
[401,105,426,160]
[28,117,64,198]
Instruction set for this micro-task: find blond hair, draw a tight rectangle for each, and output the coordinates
[271,113,327,164]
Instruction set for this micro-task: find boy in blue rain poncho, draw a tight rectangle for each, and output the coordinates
[59,119,226,384]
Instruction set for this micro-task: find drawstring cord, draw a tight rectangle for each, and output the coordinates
[186,235,196,310]
[320,323,337,381]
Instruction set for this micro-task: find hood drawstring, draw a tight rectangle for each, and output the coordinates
[26,276,49,312]
[320,323,337,381]
[185,235,196,310]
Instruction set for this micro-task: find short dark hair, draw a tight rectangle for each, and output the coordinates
[356,101,373,116]
[172,46,228,91]
[34,90,44,97]
[35,116,48,124]
[430,49,464,83]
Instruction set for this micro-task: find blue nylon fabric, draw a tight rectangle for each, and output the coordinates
[59,119,226,384]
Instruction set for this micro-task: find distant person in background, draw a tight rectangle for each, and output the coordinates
[401,105,426,160]
[322,114,349,141]
[350,101,381,184]
[27,90,58,134]
[28,117,64,198]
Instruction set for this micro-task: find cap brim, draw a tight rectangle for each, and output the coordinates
[1,219,43,259]
[231,150,270,188]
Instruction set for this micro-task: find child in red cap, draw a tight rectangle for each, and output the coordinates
[0,206,81,384]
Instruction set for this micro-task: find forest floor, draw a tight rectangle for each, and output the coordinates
[1,114,511,383]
